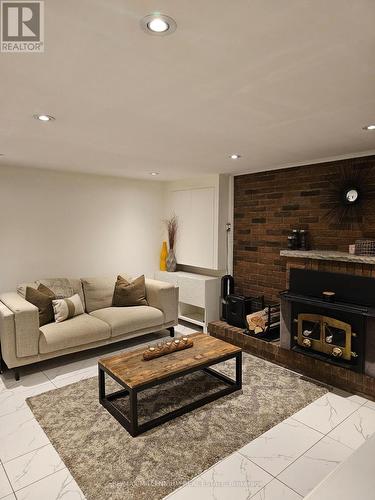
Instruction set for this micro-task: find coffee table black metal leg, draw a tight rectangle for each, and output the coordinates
[236,352,242,389]
[129,389,138,436]
[98,366,105,400]
[0,348,5,375]
[168,327,175,337]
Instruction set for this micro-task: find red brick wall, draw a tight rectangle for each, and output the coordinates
[233,155,375,302]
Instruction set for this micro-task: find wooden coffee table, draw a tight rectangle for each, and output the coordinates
[98,333,242,436]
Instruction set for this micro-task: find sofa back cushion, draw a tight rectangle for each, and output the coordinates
[67,279,85,309]
[36,278,73,299]
[17,282,37,298]
[81,276,116,313]
[17,278,85,310]
[82,275,132,313]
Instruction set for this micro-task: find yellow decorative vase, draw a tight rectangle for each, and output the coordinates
[160,241,168,271]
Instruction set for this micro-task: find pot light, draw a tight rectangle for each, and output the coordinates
[230,154,241,160]
[148,18,169,33]
[34,114,55,122]
[141,14,177,36]
[363,124,375,130]
[150,172,159,176]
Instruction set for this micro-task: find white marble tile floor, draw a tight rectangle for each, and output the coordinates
[1,323,375,500]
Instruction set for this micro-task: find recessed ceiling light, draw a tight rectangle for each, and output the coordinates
[363,124,375,130]
[149,18,168,33]
[33,114,55,122]
[230,154,241,160]
[140,14,177,36]
[150,172,159,176]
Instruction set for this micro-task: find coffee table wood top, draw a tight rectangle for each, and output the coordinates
[98,333,241,389]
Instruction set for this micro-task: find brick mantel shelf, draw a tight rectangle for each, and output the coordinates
[280,250,375,265]
[281,250,375,289]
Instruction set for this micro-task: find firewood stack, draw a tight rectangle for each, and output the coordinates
[246,305,280,335]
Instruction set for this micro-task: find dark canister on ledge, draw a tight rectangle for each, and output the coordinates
[292,229,300,248]
[287,235,296,249]
[288,229,300,249]
[299,229,309,250]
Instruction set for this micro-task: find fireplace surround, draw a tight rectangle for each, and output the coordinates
[280,269,375,376]
[209,250,375,398]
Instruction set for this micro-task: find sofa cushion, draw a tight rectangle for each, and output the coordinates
[52,294,85,323]
[112,275,148,307]
[36,278,74,299]
[90,306,163,338]
[25,284,56,326]
[81,276,116,313]
[17,282,37,298]
[18,279,85,308]
[39,313,110,354]
[67,278,85,309]
[81,275,131,313]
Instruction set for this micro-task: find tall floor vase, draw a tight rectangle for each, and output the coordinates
[166,248,177,272]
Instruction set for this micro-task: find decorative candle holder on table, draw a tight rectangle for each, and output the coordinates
[143,337,193,360]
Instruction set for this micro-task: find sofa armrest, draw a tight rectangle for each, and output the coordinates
[145,279,178,325]
[0,301,16,367]
[0,292,40,357]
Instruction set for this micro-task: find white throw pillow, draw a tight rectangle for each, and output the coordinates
[52,294,84,323]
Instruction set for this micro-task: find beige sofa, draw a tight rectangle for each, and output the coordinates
[0,276,178,379]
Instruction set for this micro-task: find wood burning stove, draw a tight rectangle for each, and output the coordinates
[280,269,375,374]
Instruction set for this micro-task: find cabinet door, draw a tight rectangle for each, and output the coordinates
[178,275,206,308]
[170,187,215,268]
[189,187,215,268]
[170,189,192,266]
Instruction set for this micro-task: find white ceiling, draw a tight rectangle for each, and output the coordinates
[0,0,375,180]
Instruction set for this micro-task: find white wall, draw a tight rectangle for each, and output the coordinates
[0,166,165,293]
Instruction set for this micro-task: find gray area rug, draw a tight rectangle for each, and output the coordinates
[27,353,327,500]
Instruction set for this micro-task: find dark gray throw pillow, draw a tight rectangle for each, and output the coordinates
[112,275,148,307]
[25,284,56,326]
